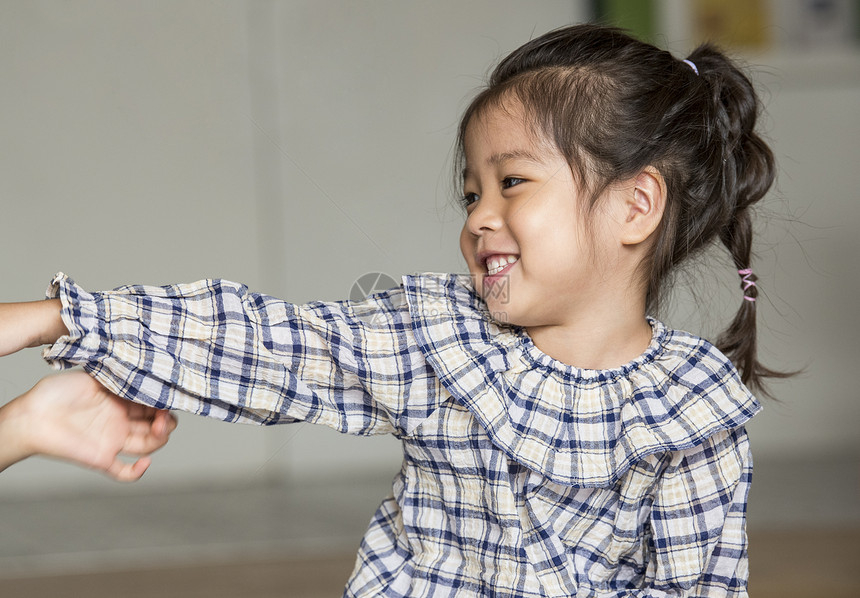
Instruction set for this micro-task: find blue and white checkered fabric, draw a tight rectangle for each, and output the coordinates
[45,272,760,597]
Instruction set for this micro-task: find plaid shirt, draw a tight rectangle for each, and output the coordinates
[45,272,760,597]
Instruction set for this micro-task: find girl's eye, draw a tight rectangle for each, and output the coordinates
[461,192,479,208]
[502,177,525,189]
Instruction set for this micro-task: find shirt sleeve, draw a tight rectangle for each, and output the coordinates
[643,426,753,597]
[42,273,442,437]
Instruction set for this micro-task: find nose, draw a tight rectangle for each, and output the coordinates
[465,193,504,237]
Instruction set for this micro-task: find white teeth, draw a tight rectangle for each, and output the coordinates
[485,255,518,276]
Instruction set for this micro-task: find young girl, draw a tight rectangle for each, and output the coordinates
[2,24,782,597]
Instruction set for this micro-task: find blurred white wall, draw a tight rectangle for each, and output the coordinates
[0,0,273,495]
[0,0,857,501]
[0,0,583,496]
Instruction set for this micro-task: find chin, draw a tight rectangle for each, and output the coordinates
[471,273,518,325]
[481,297,522,327]
[486,309,513,325]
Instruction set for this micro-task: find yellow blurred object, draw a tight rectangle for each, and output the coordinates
[693,0,771,49]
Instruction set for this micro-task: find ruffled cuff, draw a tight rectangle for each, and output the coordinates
[42,272,104,370]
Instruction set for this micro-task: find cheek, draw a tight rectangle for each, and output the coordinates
[514,207,585,262]
[459,224,473,264]
[584,209,621,263]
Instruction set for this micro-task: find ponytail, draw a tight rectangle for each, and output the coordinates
[687,44,792,397]
[715,211,792,397]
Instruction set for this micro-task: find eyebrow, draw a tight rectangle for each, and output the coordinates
[462,149,545,181]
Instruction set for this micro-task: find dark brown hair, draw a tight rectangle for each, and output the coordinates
[456,24,790,396]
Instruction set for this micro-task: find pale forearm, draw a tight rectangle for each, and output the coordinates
[0,373,177,480]
[0,299,68,356]
[0,395,35,472]
[0,297,69,472]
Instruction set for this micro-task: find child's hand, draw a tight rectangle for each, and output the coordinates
[0,300,68,356]
[0,371,177,481]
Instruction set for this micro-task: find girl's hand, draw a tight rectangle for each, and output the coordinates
[0,300,68,356]
[0,371,177,481]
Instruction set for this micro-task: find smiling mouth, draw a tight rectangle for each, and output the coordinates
[485,254,519,277]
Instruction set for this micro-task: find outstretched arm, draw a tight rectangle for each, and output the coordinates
[42,274,439,436]
[0,299,68,356]
[0,371,176,481]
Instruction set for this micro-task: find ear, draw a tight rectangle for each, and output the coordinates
[619,167,666,246]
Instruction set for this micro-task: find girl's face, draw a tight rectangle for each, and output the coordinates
[459,103,620,330]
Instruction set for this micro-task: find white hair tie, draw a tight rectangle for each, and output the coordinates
[682,59,699,75]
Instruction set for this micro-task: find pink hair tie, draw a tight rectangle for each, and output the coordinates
[738,268,756,302]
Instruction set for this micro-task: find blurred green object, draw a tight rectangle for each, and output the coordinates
[592,0,656,43]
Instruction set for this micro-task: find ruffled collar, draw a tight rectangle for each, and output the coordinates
[403,273,761,488]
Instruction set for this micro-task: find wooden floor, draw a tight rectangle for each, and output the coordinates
[0,552,358,598]
[1,529,856,597]
[748,528,860,598]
